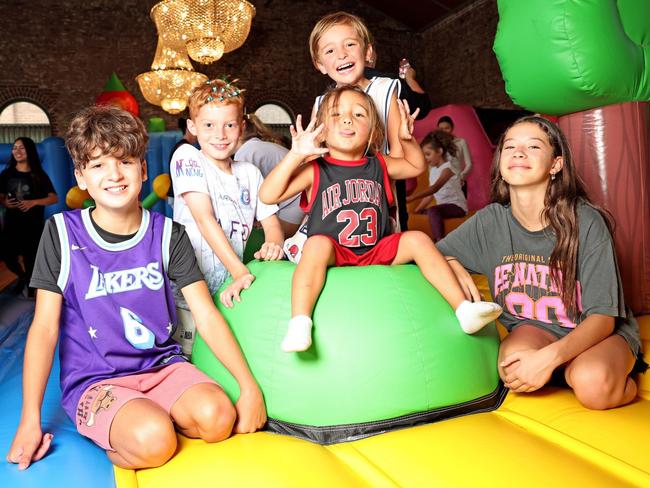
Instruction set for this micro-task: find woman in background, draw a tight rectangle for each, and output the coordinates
[0,137,57,295]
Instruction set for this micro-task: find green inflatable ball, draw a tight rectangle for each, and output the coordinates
[192,260,504,443]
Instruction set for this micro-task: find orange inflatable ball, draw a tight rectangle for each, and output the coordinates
[153,173,171,199]
[66,186,91,210]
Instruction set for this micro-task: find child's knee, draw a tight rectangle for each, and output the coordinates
[120,417,177,466]
[400,231,433,251]
[303,235,333,253]
[568,363,624,410]
[193,395,236,442]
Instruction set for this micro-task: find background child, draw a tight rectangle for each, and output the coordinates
[437,115,473,190]
[407,130,467,241]
[438,115,647,409]
[6,106,266,471]
[233,113,303,236]
[171,79,284,354]
[309,11,402,157]
[260,86,501,352]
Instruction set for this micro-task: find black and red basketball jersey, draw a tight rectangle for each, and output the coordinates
[301,155,394,255]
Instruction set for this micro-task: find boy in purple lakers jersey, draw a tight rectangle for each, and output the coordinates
[260,86,502,352]
[7,106,265,471]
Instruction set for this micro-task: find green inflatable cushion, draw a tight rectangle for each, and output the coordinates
[192,260,504,443]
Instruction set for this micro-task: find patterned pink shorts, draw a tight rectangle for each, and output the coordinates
[75,362,217,450]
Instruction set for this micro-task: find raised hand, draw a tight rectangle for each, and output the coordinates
[397,99,420,141]
[289,115,329,158]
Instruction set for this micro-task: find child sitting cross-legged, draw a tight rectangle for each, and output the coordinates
[260,86,502,352]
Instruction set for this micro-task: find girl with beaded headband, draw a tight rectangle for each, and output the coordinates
[260,85,502,353]
[170,77,285,355]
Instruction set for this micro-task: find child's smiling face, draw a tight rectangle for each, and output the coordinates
[322,90,372,159]
[315,23,369,87]
[499,122,563,188]
[75,153,146,212]
[188,103,244,167]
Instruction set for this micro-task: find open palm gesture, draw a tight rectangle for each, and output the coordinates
[290,115,329,158]
[397,99,420,141]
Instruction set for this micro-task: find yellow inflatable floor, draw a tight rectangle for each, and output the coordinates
[115,316,650,488]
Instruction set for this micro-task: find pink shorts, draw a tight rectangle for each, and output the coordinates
[325,233,403,266]
[75,361,218,451]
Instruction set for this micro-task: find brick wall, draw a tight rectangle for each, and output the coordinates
[0,0,513,135]
[0,0,416,135]
[416,0,515,109]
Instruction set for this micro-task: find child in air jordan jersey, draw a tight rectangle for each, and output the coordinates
[260,86,502,353]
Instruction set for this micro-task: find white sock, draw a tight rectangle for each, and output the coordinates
[281,315,313,352]
[455,300,502,335]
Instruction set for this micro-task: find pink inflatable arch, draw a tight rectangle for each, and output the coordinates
[413,104,494,211]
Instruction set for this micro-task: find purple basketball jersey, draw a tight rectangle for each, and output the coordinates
[54,209,184,422]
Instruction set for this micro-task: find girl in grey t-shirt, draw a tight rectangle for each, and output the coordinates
[438,116,646,410]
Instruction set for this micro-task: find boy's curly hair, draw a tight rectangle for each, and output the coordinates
[188,78,245,121]
[65,105,148,170]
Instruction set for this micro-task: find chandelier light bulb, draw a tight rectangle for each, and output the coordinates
[186,37,225,64]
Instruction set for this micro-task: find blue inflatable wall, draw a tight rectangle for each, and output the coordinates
[0,137,74,219]
[0,132,184,219]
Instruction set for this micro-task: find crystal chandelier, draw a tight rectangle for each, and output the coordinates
[157,0,256,65]
[136,36,208,114]
[137,1,208,114]
[151,0,191,46]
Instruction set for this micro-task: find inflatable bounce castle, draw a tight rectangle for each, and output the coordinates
[0,1,649,487]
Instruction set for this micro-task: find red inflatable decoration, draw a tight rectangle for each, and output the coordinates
[95,72,140,117]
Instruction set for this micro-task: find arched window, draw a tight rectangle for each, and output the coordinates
[0,101,51,143]
[254,102,293,142]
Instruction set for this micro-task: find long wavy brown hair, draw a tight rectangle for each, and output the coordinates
[490,115,613,318]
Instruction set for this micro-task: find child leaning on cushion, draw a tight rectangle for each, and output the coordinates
[170,78,284,354]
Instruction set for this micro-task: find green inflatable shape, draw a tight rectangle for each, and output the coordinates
[494,0,650,115]
[147,117,166,133]
[192,260,501,427]
[103,71,127,92]
[242,227,265,264]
